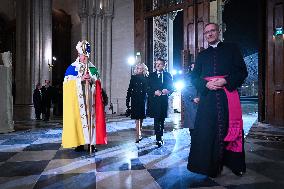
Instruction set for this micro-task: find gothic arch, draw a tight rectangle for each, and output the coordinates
[52,8,72,86]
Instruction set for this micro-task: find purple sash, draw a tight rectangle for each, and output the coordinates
[205,76,243,152]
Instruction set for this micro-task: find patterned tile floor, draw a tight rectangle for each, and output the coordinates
[1,112,284,189]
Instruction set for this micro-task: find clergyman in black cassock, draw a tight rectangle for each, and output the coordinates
[187,23,248,177]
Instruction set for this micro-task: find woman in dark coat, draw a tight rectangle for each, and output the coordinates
[126,63,149,143]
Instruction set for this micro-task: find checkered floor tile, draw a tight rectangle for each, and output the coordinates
[1,114,284,189]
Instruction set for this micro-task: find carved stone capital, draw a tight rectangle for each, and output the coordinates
[104,12,114,19]
[79,10,89,19]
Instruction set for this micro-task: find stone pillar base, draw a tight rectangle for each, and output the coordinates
[0,127,14,134]
[0,65,14,133]
[13,104,34,121]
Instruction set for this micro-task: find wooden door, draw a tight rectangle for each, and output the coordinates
[183,0,209,62]
[134,0,210,67]
[181,0,209,127]
[266,0,284,126]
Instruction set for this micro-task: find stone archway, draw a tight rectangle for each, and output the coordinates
[52,9,71,87]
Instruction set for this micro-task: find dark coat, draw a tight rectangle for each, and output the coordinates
[182,72,198,130]
[126,75,148,119]
[188,42,248,177]
[33,88,42,111]
[147,71,173,119]
[41,86,53,108]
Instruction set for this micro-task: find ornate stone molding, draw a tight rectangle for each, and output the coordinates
[153,14,169,66]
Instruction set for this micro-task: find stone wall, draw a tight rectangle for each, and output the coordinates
[0,0,15,21]
[53,0,81,63]
[111,0,134,114]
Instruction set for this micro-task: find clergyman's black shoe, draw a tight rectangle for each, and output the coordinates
[232,170,245,177]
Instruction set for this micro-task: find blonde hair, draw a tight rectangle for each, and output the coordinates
[133,63,149,76]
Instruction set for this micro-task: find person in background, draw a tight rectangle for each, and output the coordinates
[126,63,149,143]
[182,63,199,134]
[101,88,108,109]
[52,84,60,117]
[187,23,248,177]
[33,83,43,120]
[147,58,174,147]
[41,80,54,121]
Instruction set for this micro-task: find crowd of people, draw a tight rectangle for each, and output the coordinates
[32,80,62,121]
[126,22,248,178]
[33,22,248,179]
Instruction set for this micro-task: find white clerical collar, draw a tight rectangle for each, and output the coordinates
[157,71,163,74]
[209,41,220,48]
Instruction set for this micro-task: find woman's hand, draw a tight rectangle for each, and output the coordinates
[161,89,170,95]
[154,90,162,96]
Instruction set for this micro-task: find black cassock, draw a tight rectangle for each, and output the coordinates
[126,74,148,119]
[187,42,248,177]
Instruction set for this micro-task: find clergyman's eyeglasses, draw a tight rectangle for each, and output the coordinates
[204,29,218,35]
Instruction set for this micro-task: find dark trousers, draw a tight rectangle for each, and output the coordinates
[43,106,50,120]
[154,118,165,141]
[35,108,41,120]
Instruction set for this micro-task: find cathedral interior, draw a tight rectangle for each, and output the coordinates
[0,0,284,188]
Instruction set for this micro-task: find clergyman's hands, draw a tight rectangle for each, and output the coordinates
[206,78,227,90]
[193,98,200,104]
[212,78,227,87]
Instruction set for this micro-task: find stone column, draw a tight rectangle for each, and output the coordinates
[14,0,33,120]
[32,0,40,85]
[15,0,32,105]
[94,1,100,69]
[96,7,103,76]
[41,0,52,83]
[82,0,113,107]
[104,0,113,99]
[168,14,174,72]
[104,14,113,99]
[0,62,14,133]
[88,0,96,65]
[79,0,89,40]
[14,0,52,120]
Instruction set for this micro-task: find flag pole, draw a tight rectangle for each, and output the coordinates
[82,40,93,155]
